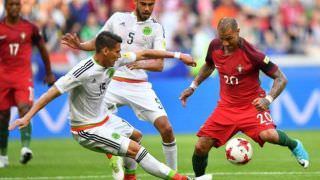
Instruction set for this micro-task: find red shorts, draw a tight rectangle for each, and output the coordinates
[0,80,33,110]
[197,104,276,148]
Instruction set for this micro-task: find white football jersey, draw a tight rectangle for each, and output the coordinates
[54,57,133,127]
[99,12,166,80]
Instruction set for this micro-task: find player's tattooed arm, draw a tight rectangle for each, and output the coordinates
[268,69,288,100]
[194,63,215,87]
[252,69,287,111]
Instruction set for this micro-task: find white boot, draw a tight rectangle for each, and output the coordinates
[109,156,124,180]
[195,174,213,180]
[20,147,33,164]
[0,155,9,168]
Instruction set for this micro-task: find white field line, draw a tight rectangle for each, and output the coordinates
[1,171,320,179]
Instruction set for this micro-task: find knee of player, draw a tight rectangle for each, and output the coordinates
[126,140,142,159]
[130,129,143,143]
[259,129,278,142]
[194,142,211,155]
[17,104,32,116]
[0,110,10,122]
[159,124,174,137]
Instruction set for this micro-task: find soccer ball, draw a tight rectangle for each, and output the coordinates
[225,137,253,165]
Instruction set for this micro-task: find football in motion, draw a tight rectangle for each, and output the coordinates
[225,137,253,165]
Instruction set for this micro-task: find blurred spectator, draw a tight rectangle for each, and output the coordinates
[211,0,240,28]
[42,18,62,52]
[0,0,4,18]
[66,0,90,32]
[80,12,101,56]
[190,15,215,76]
[1,0,320,79]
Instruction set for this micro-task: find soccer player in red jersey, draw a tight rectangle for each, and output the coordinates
[0,0,55,167]
[180,17,310,178]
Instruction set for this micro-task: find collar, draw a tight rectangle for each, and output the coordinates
[91,57,106,70]
[130,12,152,24]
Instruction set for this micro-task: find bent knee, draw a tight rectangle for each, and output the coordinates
[259,129,278,143]
[130,129,143,142]
[194,142,211,155]
[126,140,142,159]
[160,125,174,136]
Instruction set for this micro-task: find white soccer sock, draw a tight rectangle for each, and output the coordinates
[135,147,173,179]
[162,140,178,170]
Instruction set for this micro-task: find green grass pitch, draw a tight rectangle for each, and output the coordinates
[0,131,319,180]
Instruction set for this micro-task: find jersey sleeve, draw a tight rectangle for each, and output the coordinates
[205,40,216,67]
[153,24,166,51]
[243,40,278,76]
[98,12,119,34]
[54,61,90,93]
[114,52,137,67]
[31,24,44,45]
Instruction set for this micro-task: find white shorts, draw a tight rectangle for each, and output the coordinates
[104,80,167,124]
[71,114,135,155]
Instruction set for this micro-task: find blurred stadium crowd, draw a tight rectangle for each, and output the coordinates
[0,0,320,76]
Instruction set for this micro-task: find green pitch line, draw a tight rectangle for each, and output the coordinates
[0,131,319,180]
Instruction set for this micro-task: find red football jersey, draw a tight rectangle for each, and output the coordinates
[205,38,278,106]
[0,18,44,84]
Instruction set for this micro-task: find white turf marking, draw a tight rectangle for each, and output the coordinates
[1,172,320,179]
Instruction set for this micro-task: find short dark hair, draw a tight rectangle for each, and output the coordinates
[217,17,238,32]
[95,31,122,53]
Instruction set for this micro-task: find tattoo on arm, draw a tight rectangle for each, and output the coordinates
[194,63,215,86]
[268,69,288,99]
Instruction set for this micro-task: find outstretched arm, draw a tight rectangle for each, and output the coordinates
[126,59,164,72]
[179,63,215,107]
[252,68,287,111]
[9,86,61,130]
[61,33,96,51]
[135,50,196,66]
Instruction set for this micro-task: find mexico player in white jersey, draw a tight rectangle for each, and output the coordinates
[62,0,179,178]
[9,31,195,180]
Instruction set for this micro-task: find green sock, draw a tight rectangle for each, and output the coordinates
[0,120,9,155]
[166,170,176,180]
[192,153,208,177]
[20,124,32,148]
[277,130,297,150]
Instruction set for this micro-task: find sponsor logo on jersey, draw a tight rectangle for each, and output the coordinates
[119,22,125,26]
[143,26,152,35]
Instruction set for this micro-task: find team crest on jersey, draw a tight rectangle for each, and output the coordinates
[106,67,115,78]
[20,32,26,41]
[112,133,120,140]
[143,26,152,35]
[237,64,243,73]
